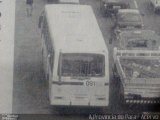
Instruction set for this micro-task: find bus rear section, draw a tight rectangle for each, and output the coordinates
[51,52,109,107]
[40,4,110,107]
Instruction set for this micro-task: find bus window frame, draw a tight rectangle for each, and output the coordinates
[57,53,105,77]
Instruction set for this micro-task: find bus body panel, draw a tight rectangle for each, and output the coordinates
[49,52,109,107]
[40,4,109,107]
[51,82,109,106]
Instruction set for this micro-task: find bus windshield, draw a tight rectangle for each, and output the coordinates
[58,53,105,77]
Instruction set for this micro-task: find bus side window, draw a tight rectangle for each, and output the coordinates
[39,15,43,28]
[49,50,54,72]
[42,17,47,37]
[42,16,54,72]
[43,19,49,50]
[48,34,54,72]
[38,11,44,28]
[46,26,54,71]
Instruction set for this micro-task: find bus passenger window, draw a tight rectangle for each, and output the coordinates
[49,51,54,71]
[38,15,43,28]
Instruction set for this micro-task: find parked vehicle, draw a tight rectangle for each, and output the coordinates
[100,0,138,17]
[113,30,160,50]
[113,48,160,104]
[109,9,144,44]
[112,29,160,105]
[100,0,129,17]
[114,9,143,30]
[150,0,160,13]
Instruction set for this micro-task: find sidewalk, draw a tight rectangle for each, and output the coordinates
[0,0,15,113]
[13,0,51,113]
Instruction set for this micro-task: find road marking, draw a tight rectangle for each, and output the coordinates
[134,0,138,9]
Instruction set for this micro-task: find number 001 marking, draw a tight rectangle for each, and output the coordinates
[86,81,95,86]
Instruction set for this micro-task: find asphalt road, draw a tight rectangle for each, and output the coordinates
[12,0,160,117]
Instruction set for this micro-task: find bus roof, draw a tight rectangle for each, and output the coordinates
[45,4,108,54]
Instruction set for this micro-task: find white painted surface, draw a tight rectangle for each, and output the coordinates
[0,0,15,113]
[45,4,108,53]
